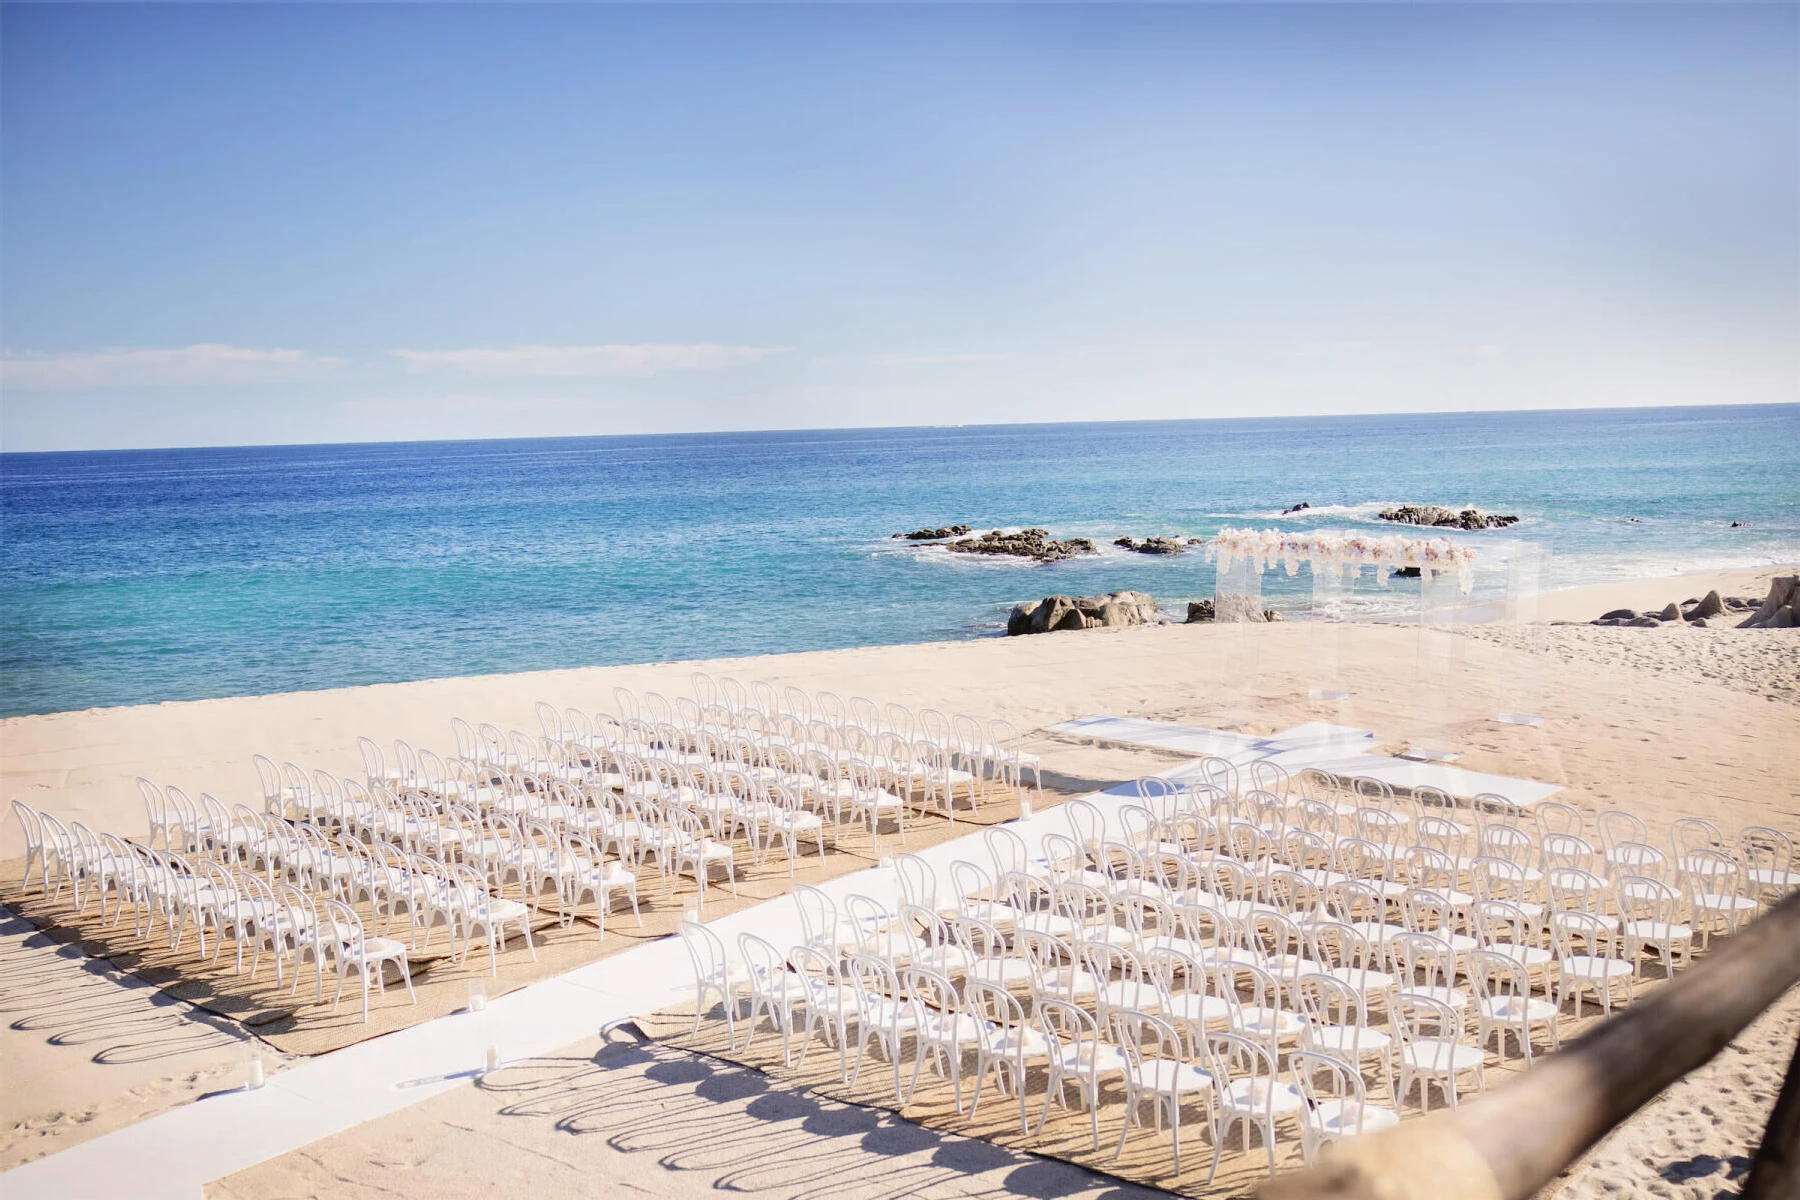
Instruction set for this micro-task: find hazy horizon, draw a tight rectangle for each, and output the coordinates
[2,399,1798,458]
[3,4,1796,452]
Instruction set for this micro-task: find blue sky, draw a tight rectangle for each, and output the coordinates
[2,3,1796,451]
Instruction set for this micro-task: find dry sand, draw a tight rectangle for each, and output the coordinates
[0,910,286,1171]
[3,563,1797,1194]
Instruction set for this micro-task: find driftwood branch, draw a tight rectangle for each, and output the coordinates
[1260,890,1800,1200]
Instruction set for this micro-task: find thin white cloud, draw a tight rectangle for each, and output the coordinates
[872,352,1009,367]
[390,343,790,377]
[0,344,344,389]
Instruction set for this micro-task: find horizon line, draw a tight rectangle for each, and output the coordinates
[1,397,1794,458]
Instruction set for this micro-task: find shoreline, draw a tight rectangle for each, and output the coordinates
[2,564,1791,727]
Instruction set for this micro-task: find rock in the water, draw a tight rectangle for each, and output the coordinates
[1120,536,1186,555]
[945,528,1098,562]
[1738,577,1800,629]
[893,525,972,540]
[1282,502,1311,514]
[1600,608,1637,621]
[1689,590,1726,620]
[1658,602,1681,621]
[1378,505,1520,530]
[1186,599,1215,623]
[1007,590,1162,635]
[1391,566,1422,578]
[1186,537,1204,546]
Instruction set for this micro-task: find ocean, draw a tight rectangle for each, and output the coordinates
[2,405,1796,718]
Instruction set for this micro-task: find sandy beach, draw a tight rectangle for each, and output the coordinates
[3,563,1797,1192]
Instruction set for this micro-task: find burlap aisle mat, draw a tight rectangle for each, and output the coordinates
[638,979,1624,1199]
[0,784,1044,1057]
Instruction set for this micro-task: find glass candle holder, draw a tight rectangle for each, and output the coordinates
[468,981,488,1014]
[244,1041,265,1090]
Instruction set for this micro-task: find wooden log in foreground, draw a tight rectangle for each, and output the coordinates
[1260,889,1800,1200]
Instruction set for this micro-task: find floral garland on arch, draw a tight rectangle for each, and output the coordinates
[1208,528,1479,593]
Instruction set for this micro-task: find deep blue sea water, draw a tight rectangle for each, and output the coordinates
[3,406,1796,717]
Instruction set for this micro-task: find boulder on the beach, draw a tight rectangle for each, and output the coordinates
[1738,576,1800,629]
[1187,599,1215,623]
[1689,618,1709,628]
[1600,608,1637,621]
[893,525,972,540]
[1658,602,1681,621]
[1689,590,1726,620]
[1007,590,1163,636]
[1263,610,1283,622]
[1628,616,1662,627]
[947,528,1097,562]
[1378,505,1519,530]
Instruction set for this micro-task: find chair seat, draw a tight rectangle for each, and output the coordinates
[1406,985,1469,1011]
[1311,1100,1402,1138]
[989,1024,1051,1059]
[1054,1041,1127,1075]
[1323,965,1397,994]
[1097,980,1163,1013]
[966,958,1034,987]
[1402,1039,1485,1073]
[1233,1006,1305,1039]
[1483,942,1552,969]
[919,1012,993,1047]
[1622,919,1693,942]
[1130,1058,1213,1095]
[1480,995,1558,1024]
[1306,1024,1393,1058]
[1159,991,1233,1025]
[1222,1077,1306,1117]
[487,898,531,922]
[353,936,410,960]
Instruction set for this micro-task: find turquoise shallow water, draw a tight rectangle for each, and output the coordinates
[2,405,1796,717]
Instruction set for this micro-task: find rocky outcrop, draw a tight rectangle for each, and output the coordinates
[1391,566,1422,578]
[1378,505,1519,530]
[1114,536,1192,556]
[892,525,972,540]
[1739,577,1800,629]
[1187,599,1215,623]
[945,528,1098,562]
[1591,588,1774,628]
[1007,591,1163,636]
[1282,502,1311,514]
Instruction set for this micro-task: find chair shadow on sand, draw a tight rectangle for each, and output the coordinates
[467,1024,1161,1200]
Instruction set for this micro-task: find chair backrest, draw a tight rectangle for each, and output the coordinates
[11,800,43,855]
[1291,1050,1372,1131]
[1109,1007,1185,1071]
[891,853,937,912]
[737,931,788,989]
[680,920,729,991]
[985,825,1028,879]
[252,755,283,807]
[138,777,169,841]
[1551,909,1619,959]
[357,736,387,783]
[1389,931,1458,992]
[1393,991,1463,1050]
[1533,800,1585,840]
